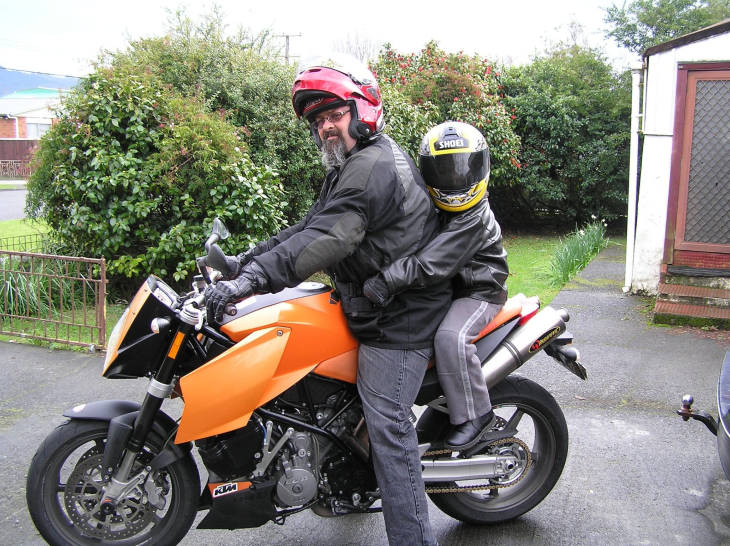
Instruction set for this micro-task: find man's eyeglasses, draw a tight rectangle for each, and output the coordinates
[312,110,349,129]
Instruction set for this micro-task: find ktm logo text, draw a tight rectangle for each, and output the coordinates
[213,483,238,497]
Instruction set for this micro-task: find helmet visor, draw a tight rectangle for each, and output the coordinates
[420,149,489,192]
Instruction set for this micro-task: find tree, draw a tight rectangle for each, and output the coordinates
[26,67,286,291]
[332,30,382,63]
[604,0,730,54]
[501,41,631,226]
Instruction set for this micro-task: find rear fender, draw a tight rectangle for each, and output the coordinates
[64,400,192,473]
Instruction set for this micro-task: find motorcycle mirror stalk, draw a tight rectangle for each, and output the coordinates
[204,217,230,252]
[197,218,232,285]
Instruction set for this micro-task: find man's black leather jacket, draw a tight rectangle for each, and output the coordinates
[380,197,509,304]
[247,135,452,348]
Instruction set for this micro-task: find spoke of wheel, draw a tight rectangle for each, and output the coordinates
[504,408,525,431]
[80,492,99,503]
[88,502,102,517]
[116,508,132,524]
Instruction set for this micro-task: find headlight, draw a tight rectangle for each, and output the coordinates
[103,307,129,371]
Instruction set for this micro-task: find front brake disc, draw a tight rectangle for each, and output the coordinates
[64,449,156,539]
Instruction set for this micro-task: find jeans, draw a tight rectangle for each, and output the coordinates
[357,344,438,546]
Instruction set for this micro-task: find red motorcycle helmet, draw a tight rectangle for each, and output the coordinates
[292,53,384,148]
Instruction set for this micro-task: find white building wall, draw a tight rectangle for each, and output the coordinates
[631,32,730,293]
[632,135,673,293]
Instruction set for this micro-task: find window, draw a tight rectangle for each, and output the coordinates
[26,122,51,139]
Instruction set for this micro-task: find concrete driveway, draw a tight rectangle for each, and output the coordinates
[2,242,730,545]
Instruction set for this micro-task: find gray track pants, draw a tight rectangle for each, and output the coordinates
[434,297,502,425]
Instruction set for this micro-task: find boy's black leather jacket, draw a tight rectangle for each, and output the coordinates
[380,197,509,304]
[247,135,452,348]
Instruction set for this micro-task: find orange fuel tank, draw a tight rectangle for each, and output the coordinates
[176,288,359,443]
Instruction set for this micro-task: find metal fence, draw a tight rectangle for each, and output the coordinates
[0,233,46,252]
[0,249,107,349]
[0,160,31,179]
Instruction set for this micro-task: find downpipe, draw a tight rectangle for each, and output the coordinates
[482,306,569,389]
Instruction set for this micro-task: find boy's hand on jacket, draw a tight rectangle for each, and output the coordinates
[363,275,393,307]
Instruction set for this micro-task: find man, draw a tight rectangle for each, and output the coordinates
[205,53,451,546]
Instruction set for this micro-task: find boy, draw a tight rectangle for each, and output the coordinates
[363,121,509,450]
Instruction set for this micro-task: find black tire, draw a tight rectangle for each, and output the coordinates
[26,419,200,546]
[428,375,569,524]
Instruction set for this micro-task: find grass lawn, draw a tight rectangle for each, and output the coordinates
[503,231,563,305]
[0,218,48,238]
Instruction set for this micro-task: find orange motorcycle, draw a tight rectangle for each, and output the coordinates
[26,219,586,546]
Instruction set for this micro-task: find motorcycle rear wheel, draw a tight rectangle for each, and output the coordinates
[428,375,568,524]
[26,418,199,546]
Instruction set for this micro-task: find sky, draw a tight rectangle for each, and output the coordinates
[0,0,640,78]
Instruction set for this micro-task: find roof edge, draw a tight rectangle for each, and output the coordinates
[643,18,730,58]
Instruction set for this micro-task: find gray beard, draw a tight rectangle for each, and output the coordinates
[321,135,348,168]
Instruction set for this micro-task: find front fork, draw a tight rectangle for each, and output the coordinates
[100,301,201,510]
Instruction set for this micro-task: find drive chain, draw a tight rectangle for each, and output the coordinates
[424,437,531,493]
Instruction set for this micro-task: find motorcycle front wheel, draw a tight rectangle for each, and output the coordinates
[26,418,199,546]
[428,375,569,524]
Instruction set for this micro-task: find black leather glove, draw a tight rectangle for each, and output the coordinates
[205,277,253,323]
[363,275,393,307]
[205,261,271,322]
[224,249,255,280]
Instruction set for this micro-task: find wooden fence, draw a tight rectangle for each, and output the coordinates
[0,139,37,178]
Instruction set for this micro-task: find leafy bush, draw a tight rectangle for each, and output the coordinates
[108,7,324,224]
[26,67,286,291]
[378,86,441,160]
[371,42,521,185]
[604,0,730,55]
[500,41,631,227]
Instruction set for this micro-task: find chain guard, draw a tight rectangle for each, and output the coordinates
[424,437,532,494]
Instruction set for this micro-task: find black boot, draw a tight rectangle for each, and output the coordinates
[444,410,497,451]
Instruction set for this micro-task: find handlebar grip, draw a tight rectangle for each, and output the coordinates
[225,303,238,316]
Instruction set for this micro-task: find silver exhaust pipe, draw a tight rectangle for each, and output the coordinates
[483,306,569,389]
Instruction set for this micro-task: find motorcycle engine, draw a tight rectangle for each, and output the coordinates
[267,388,376,511]
[273,432,319,507]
